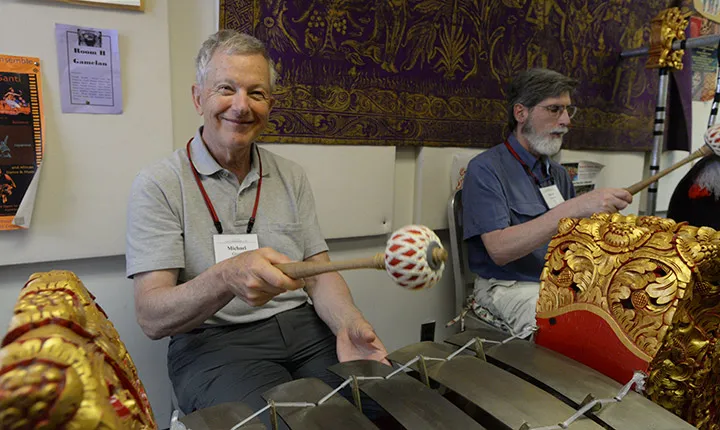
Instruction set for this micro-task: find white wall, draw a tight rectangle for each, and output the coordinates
[167,0,217,144]
[0,0,710,427]
[557,150,645,215]
[0,0,174,265]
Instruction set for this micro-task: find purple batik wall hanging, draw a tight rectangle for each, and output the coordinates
[220,0,677,150]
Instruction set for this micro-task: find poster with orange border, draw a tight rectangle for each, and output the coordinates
[0,54,45,231]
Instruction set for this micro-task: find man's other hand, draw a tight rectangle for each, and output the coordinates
[336,319,390,365]
[566,188,633,218]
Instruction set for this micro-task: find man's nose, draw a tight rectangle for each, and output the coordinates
[558,108,571,126]
[232,91,250,114]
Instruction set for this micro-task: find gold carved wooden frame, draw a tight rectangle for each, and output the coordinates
[52,0,144,11]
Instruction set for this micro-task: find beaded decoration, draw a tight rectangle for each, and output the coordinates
[384,225,445,290]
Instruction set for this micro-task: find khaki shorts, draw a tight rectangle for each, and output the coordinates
[473,277,539,335]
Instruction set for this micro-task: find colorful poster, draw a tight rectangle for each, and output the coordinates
[55,23,122,114]
[0,54,45,231]
[689,16,719,101]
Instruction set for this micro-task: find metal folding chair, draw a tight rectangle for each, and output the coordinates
[446,189,474,316]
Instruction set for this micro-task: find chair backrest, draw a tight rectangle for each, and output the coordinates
[447,189,474,315]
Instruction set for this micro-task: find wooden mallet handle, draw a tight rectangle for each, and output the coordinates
[274,248,449,280]
[275,253,384,279]
[625,145,713,195]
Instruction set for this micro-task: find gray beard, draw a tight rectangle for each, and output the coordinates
[522,123,566,156]
[528,133,563,156]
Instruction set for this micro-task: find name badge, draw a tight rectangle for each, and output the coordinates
[213,234,259,263]
[539,184,565,209]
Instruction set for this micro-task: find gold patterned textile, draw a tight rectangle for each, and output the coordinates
[220,0,678,150]
[0,271,156,430]
[536,214,719,429]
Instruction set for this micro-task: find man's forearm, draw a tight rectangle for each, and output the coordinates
[306,271,364,335]
[482,203,578,266]
[135,268,234,339]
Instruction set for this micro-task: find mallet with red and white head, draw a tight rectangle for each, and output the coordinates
[275,225,447,290]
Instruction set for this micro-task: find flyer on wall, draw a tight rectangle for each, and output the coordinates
[689,15,719,102]
[55,23,122,114]
[0,54,45,231]
[561,161,605,195]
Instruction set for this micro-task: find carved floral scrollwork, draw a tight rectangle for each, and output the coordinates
[646,7,690,70]
[0,271,156,430]
[538,215,720,429]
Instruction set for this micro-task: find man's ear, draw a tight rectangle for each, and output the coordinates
[191,84,203,115]
[513,103,526,125]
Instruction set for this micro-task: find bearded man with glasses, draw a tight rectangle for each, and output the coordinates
[462,68,633,335]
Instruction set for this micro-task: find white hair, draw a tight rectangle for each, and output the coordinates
[195,30,277,91]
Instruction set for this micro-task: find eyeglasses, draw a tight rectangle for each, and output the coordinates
[535,104,577,119]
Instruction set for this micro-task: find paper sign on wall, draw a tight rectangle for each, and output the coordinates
[0,54,45,231]
[561,161,605,195]
[55,23,122,114]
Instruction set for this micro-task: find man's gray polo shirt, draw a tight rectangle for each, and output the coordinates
[462,134,575,282]
[126,129,328,325]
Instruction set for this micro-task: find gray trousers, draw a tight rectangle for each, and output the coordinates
[473,277,540,335]
[169,303,342,428]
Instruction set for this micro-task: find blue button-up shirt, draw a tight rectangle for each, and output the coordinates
[462,134,575,282]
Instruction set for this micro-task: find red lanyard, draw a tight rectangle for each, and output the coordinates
[186,139,263,234]
[504,140,547,186]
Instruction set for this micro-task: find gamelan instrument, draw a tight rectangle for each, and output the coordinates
[0,271,156,430]
[535,214,720,430]
[178,214,717,429]
[178,325,693,430]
